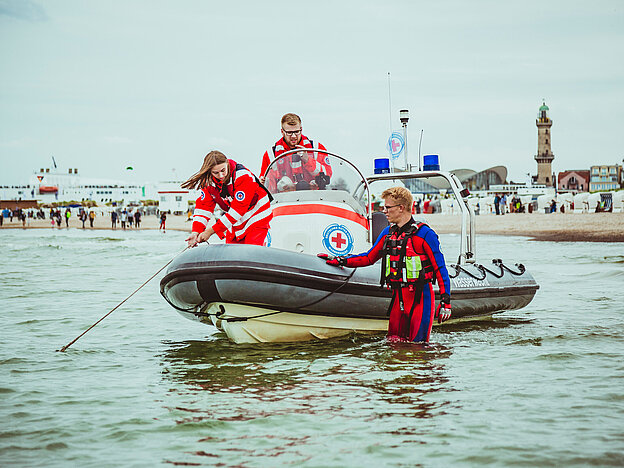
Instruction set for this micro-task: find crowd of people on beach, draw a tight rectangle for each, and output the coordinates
[493,194,528,214]
[1,207,47,227]
[109,208,143,230]
[0,206,154,230]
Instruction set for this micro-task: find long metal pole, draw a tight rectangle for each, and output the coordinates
[418,129,424,171]
[403,122,408,171]
[57,247,188,352]
[387,73,394,174]
[387,72,392,135]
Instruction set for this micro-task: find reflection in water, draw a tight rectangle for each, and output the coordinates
[435,316,534,335]
[158,333,457,464]
[157,317,531,465]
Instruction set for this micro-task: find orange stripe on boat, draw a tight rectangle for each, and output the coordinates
[272,204,369,229]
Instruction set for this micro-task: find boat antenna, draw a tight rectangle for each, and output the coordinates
[51,156,57,169]
[387,72,392,136]
[57,246,189,352]
[418,129,424,171]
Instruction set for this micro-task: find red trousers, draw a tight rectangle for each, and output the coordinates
[227,227,269,246]
[387,282,435,342]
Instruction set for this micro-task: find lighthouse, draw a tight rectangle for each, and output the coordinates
[534,101,554,186]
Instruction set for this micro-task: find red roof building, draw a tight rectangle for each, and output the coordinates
[558,170,590,192]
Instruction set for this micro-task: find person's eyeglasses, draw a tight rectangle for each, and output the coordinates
[381,204,401,211]
[282,128,302,136]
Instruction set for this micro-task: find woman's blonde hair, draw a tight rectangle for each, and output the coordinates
[181,151,228,190]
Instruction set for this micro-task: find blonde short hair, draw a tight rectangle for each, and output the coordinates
[381,186,413,210]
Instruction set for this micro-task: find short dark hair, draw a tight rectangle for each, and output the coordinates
[281,113,301,127]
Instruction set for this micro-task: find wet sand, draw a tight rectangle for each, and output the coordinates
[2,212,623,242]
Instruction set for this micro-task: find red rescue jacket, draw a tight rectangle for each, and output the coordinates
[260,135,332,185]
[192,160,272,242]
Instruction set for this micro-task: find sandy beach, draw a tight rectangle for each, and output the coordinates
[427,212,624,242]
[2,211,623,242]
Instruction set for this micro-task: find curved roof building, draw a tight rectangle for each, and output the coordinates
[451,166,508,191]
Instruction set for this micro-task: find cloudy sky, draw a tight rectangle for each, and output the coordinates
[1,0,622,185]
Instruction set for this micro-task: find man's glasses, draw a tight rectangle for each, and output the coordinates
[381,204,401,211]
[282,128,302,136]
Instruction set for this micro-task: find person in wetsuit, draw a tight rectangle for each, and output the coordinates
[319,186,452,342]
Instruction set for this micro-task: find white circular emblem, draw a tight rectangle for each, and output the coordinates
[235,191,245,201]
[387,132,405,160]
[200,190,205,200]
[322,223,354,256]
[324,156,331,165]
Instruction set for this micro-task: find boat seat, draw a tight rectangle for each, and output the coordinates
[371,211,389,241]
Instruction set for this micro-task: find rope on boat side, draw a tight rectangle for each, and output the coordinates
[195,258,528,324]
[194,267,359,323]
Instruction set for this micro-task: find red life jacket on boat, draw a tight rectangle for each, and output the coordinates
[260,135,332,183]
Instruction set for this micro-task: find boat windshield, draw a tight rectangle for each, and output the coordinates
[263,149,369,214]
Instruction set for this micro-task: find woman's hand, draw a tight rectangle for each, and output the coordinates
[197,231,212,244]
[186,232,200,248]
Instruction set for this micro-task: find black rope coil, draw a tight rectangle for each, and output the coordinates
[448,259,526,280]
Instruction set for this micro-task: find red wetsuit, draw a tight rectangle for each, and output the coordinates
[192,160,272,245]
[341,219,451,342]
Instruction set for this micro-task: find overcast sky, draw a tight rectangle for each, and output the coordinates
[1,0,622,185]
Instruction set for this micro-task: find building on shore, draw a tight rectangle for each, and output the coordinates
[157,182,196,215]
[589,164,623,192]
[451,166,507,192]
[558,170,590,192]
[0,165,198,208]
[0,199,39,211]
[533,101,555,187]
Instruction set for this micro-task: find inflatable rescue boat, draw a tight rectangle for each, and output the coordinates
[160,150,539,343]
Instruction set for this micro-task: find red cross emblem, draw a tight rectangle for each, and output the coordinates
[391,139,401,153]
[331,232,346,248]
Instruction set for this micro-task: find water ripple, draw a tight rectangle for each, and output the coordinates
[1,229,622,467]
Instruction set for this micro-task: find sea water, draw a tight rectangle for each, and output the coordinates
[1,228,623,467]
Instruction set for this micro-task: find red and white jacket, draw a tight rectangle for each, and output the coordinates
[259,135,332,180]
[192,160,272,242]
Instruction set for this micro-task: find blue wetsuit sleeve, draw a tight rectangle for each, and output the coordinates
[344,226,389,268]
[421,227,452,297]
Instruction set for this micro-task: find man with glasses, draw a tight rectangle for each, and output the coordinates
[319,187,452,343]
[259,113,332,190]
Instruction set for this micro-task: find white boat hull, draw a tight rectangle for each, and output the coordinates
[175,300,509,344]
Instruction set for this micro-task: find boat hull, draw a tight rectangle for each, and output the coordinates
[160,244,539,343]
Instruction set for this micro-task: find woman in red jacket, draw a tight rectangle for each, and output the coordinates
[182,151,272,247]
